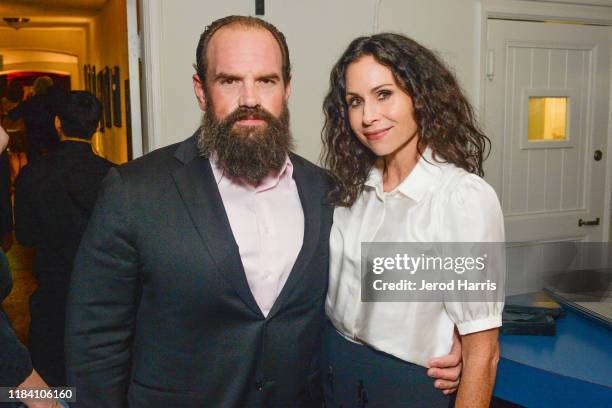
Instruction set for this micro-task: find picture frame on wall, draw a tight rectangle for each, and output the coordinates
[83,64,89,92]
[112,66,122,127]
[87,64,96,95]
[125,78,132,160]
[97,70,105,133]
[103,66,112,128]
[91,66,97,98]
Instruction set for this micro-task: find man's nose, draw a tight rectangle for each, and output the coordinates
[238,81,260,108]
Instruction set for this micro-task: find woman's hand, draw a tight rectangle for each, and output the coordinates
[427,328,462,394]
[454,328,500,407]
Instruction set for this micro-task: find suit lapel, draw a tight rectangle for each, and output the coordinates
[171,139,262,317]
[268,155,322,319]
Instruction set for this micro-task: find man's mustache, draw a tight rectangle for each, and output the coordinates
[220,106,276,127]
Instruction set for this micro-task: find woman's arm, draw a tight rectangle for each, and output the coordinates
[454,328,499,407]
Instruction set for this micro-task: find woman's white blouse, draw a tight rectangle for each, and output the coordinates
[326,148,505,368]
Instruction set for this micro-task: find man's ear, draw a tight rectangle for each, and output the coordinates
[284,76,292,102]
[193,74,207,111]
[54,116,62,133]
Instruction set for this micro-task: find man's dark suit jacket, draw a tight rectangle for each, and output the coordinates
[15,141,115,280]
[66,135,333,407]
[14,140,114,386]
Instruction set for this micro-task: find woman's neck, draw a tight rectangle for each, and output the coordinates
[382,138,423,192]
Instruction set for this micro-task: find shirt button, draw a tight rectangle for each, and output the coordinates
[255,381,264,391]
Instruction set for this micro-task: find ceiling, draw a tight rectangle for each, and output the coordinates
[3,0,107,11]
[0,0,107,21]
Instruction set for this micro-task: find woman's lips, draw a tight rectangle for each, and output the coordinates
[364,127,391,140]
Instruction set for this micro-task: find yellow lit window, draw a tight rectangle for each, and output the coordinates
[528,97,568,141]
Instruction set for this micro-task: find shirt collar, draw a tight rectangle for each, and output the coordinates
[209,152,294,191]
[364,147,444,202]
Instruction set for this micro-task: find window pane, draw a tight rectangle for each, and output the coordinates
[528,97,568,141]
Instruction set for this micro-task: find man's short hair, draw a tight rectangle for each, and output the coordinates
[57,91,101,139]
[32,76,54,96]
[194,15,291,84]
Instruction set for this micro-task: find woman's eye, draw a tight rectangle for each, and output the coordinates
[377,91,391,100]
[348,98,361,108]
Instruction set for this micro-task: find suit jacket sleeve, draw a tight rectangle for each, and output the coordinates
[0,308,33,387]
[65,167,139,408]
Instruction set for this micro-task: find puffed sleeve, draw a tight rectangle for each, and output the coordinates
[441,173,505,335]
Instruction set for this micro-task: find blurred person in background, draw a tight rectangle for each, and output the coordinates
[15,91,113,387]
[8,76,59,163]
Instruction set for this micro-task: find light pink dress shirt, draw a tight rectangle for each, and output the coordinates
[210,155,304,317]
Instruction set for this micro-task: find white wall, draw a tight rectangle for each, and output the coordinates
[377,0,481,109]
[148,0,484,163]
[144,0,610,165]
[264,1,379,161]
[153,0,377,162]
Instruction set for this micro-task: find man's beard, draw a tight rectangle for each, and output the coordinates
[197,100,293,185]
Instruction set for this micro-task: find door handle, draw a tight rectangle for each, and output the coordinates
[578,217,600,227]
[594,150,603,161]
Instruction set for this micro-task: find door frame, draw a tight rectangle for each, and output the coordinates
[134,0,163,155]
[126,0,144,158]
[479,0,612,241]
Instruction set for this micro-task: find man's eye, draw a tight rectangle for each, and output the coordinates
[220,79,235,85]
[260,78,275,84]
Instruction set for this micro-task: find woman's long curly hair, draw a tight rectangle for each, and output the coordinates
[321,33,490,207]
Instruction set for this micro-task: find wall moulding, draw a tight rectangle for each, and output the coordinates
[482,0,612,25]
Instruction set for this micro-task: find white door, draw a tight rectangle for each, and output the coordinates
[484,19,611,242]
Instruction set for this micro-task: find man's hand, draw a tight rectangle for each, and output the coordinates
[17,369,64,408]
[27,399,63,408]
[427,328,462,394]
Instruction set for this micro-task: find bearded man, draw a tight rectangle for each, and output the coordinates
[65,16,460,408]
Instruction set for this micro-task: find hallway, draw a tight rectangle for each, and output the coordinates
[1,0,132,346]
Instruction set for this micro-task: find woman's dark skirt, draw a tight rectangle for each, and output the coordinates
[322,321,452,408]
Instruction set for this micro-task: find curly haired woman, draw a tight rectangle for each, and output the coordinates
[321,33,505,408]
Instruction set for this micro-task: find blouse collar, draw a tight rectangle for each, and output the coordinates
[364,147,444,202]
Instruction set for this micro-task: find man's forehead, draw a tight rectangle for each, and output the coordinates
[206,26,283,75]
